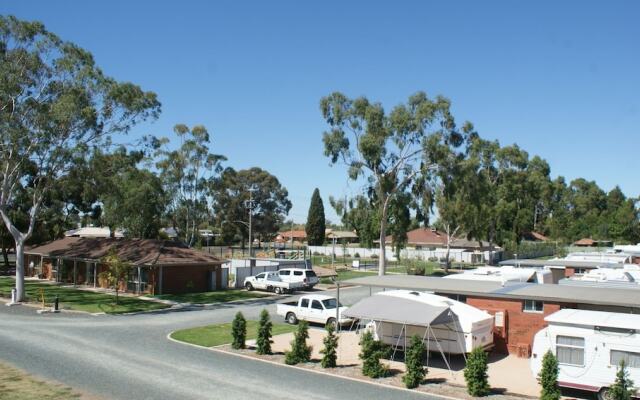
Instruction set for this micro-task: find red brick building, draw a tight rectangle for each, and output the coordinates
[347,274,640,358]
[24,237,225,295]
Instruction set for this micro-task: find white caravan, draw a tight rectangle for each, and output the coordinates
[444,265,553,284]
[366,290,494,354]
[531,309,640,399]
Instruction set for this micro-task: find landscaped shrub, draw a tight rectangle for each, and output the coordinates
[359,330,390,378]
[538,350,561,400]
[403,335,426,389]
[353,252,360,258]
[285,320,312,365]
[428,256,438,262]
[464,347,490,397]
[231,311,247,349]
[255,309,273,355]
[320,324,338,368]
[371,254,379,259]
[608,360,635,400]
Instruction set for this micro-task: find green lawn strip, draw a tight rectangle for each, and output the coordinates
[154,290,269,304]
[0,362,82,400]
[171,320,297,347]
[0,277,168,314]
[319,269,376,284]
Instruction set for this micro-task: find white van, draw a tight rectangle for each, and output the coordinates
[278,268,319,289]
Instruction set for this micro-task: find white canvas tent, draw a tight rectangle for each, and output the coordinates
[343,290,494,370]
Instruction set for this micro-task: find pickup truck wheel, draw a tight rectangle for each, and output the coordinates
[245,282,253,291]
[286,312,298,325]
[326,318,337,330]
[597,388,610,400]
[274,287,283,295]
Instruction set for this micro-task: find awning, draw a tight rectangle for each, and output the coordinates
[342,295,454,326]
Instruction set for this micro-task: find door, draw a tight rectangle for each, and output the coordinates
[308,300,325,323]
[254,273,267,289]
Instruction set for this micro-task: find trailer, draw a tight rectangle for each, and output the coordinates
[531,309,640,399]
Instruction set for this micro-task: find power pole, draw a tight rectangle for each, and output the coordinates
[245,186,257,259]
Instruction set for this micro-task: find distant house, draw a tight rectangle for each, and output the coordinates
[325,229,359,244]
[64,226,124,238]
[521,231,549,242]
[573,238,613,247]
[384,228,494,251]
[276,230,307,243]
[24,237,225,295]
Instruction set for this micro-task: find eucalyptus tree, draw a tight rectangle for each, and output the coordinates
[321,92,463,274]
[0,16,160,301]
[154,124,225,246]
[329,195,379,248]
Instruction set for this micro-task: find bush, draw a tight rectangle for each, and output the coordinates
[320,324,339,368]
[255,309,273,355]
[408,266,426,276]
[538,350,561,400]
[359,331,390,378]
[428,256,438,262]
[403,335,426,389]
[285,320,312,365]
[354,252,360,258]
[464,347,490,397]
[608,360,635,400]
[231,311,247,350]
[371,254,379,259]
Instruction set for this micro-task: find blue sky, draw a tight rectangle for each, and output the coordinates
[3,1,639,223]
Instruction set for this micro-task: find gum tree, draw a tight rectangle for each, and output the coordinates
[321,92,461,274]
[0,16,160,301]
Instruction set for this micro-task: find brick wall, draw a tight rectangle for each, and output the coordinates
[465,296,570,357]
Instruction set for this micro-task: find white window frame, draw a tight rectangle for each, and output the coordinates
[523,299,544,313]
[556,335,585,367]
[610,350,640,369]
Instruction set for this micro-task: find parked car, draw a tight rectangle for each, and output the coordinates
[276,294,352,328]
[278,268,319,289]
[244,271,303,294]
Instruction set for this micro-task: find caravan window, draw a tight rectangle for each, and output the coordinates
[523,300,544,313]
[556,336,585,366]
[611,350,640,369]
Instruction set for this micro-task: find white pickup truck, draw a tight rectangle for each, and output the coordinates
[244,271,303,294]
[276,294,352,328]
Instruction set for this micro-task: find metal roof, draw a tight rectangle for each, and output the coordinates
[499,259,621,269]
[342,294,454,327]
[545,309,640,331]
[344,275,640,309]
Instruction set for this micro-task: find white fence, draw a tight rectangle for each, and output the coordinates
[308,245,502,264]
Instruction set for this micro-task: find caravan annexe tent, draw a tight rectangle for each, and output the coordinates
[343,290,494,355]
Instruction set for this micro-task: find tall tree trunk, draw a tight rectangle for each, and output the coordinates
[1,238,8,269]
[14,240,25,302]
[378,199,389,276]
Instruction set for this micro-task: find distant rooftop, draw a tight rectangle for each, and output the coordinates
[498,259,623,269]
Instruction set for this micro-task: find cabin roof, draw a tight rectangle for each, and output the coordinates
[545,309,640,331]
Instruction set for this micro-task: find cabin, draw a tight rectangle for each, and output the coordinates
[24,237,225,295]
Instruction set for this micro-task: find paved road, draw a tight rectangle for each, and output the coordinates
[0,286,436,400]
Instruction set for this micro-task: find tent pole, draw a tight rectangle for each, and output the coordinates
[429,325,452,372]
[423,327,430,368]
[391,323,405,361]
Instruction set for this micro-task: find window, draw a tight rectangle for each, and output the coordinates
[255,273,265,279]
[611,350,640,368]
[321,298,342,309]
[523,300,544,313]
[305,271,317,278]
[573,268,587,275]
[279,270,290,276]
[311,300,324,310]
[556,336,585,366]
[300,298,309,308]
[293,270,303,276]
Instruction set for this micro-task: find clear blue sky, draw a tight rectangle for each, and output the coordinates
[3,1,639,223]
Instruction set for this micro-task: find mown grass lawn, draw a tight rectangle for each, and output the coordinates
[170,320,297,347]
[0,277,168,314]
[0,362,82,400]
[319,269,377,284]
[155,290,269,304]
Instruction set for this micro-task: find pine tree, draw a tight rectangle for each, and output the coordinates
[320,324,339,368]
[359,330,390,378]
[538,351,561,400]
[464,347,490,397]
[608,360,636,400]
[231,311,247,350]
[255,309,273,355]
[403,335,426,389]
[306,188,326,246]
[285,320,313,365]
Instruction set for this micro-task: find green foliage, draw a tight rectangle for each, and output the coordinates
[211,167,292,245]
[285,320,312,365]
[608,360,636,400]
[306,188,326,246]
[359,331,390,378]
[403,335,426,389]
[538,351,561,400]
[231,312,247,350]
[464,347,490,397]
[255,309,273,355]
[329,196,379,248]
[320,324,339,368]
[98,251,132,305]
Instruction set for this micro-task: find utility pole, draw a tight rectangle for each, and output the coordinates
[245,186,257,259]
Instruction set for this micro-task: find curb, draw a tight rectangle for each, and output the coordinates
[166,331,464,400]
